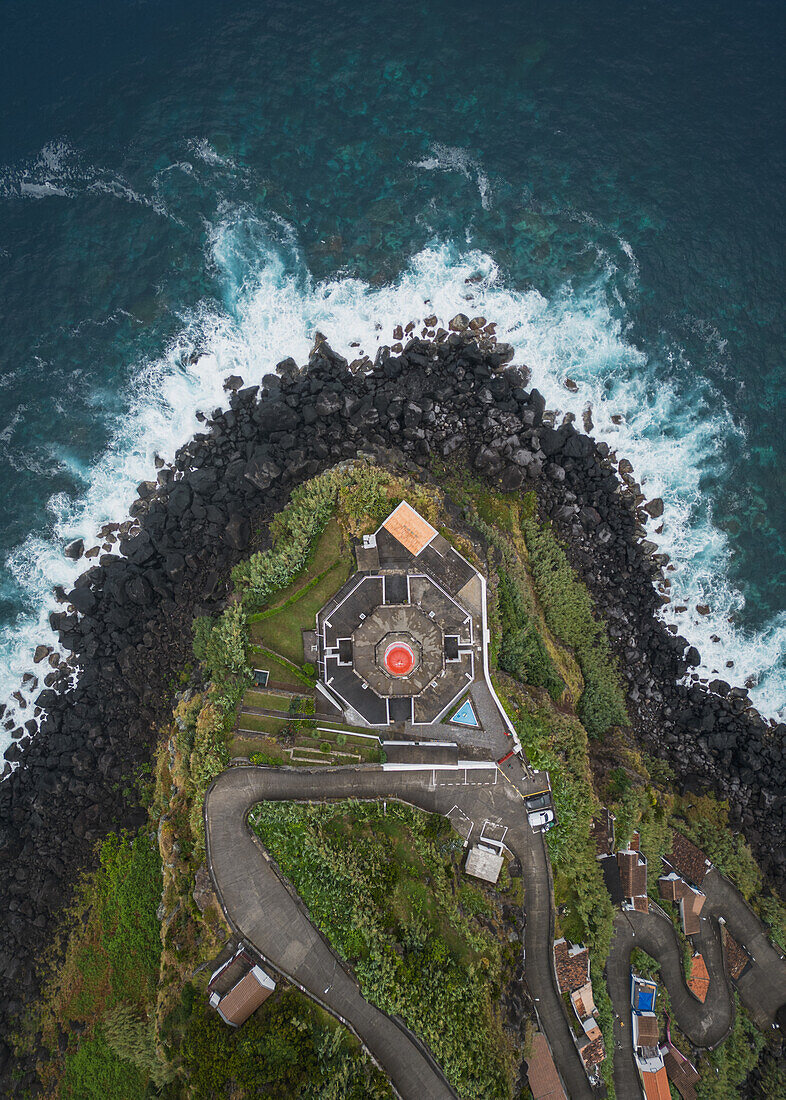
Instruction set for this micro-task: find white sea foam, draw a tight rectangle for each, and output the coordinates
[412,144,493,210]
[2,220,783,752]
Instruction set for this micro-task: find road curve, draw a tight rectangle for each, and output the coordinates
[204,763,593,1100]
[204,766,457,1100]
[606,868,786,1099]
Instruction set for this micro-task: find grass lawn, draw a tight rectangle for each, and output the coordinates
[251,559,352,664]
[256,518,347,610]
[250,522,354,665]
[236,714,291,736]
[250,649,313,690]
[243,690,299,712]
[230,735,286,760]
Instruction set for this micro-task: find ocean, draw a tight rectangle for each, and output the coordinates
[0,0,784,748]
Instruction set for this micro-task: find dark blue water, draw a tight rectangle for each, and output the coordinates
[1,0,784,733]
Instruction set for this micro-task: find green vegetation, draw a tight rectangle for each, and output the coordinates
[236,713,291,736]
[37,832,167,1095]
[61,1029,148,1100]
[695,997,764,1099]
[496,567,565,701]
[243,689,294,711]
[251,647,315,686]
[250,799,521,1099]
[181,990,393,1099]
[517,501,628,737]
[251,556,352,663]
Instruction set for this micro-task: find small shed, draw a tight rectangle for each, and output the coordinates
[465,843,504,884]
[208,947,276,1027]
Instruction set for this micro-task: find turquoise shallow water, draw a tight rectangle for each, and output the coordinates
[0,0,784,730]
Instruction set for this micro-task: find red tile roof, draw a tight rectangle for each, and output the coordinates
[579,1035,606,1069]
[617,850,647,898]
[216,969,274,1026]
[642,1066,672,1100]
[658,874,688,902]
[665,832,710,886]
[688,953,709,1002]
[679,889,705,937]
[635,1013,660,1048]
[663,1043,700,1100]
[553,939,590,993]
[527,1032,567,1099]
[724,931,751,980]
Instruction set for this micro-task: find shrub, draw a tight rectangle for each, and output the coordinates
[519,513,628,737]
[496,568,564,700]
[61,1030,147,1100]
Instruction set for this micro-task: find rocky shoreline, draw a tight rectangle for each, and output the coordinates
[1,321,784,1087]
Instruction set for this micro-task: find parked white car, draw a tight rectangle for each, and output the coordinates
[528,808,555,832]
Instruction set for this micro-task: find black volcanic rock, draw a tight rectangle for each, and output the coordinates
[1,328,785,1096]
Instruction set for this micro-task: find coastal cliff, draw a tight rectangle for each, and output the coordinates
[1,323,784,1088]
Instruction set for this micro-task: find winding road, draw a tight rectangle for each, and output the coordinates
[204,763,786,1100]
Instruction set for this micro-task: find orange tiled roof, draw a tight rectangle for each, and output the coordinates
[642,1066,671,1100]
[553,939,590,993]
[381,501,437,556]
[688,953,709,1002]
[527,1032,567,1099]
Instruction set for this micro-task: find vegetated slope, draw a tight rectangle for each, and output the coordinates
[250,800,522,1100]
[5,325,785,1095]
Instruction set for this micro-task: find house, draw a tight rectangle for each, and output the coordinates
[554,939,590,993]
[632,1012,670,1098]
[554,940,605,1080]
[526,1031,568,1100]
[662,831,712,888]
[723,930,752,981]
[631,973,657,1014]
[465,843,504,884]
[631,974,669,1098]
[687,952,709,1002]
[617,834,649,912]
[577,1034,606,1076]
[207,946,277,1027]
[658,872,706,936]
[662,1041,701,1100]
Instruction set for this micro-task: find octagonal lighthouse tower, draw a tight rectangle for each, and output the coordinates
[315,500,515,737]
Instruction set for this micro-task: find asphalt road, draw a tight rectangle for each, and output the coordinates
[204,763,593,1100]
[204,763,786,1100]
[606,868,786,1100]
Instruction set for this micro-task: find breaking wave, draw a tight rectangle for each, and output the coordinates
[1,208,783,749]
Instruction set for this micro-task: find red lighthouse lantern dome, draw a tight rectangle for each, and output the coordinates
[384,642,415,676]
